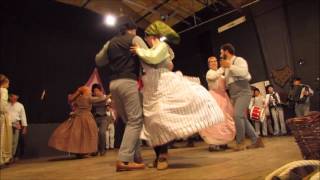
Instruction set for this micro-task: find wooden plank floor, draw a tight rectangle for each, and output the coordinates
[0,136,303,180]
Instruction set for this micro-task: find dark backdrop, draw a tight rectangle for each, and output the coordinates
[0,0,318,158]
[1,0,319,125]
[1,0,115,123]
[173,0,319,110]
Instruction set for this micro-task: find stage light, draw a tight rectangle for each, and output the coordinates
[104,14,116,26]
[160,36,167,42]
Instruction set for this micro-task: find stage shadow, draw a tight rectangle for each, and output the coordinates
[169,163,200,169]
[48,156,81,161]
[169,156,231,166]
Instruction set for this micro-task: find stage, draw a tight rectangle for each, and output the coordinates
[1,136,302,180]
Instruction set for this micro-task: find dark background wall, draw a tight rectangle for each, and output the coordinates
[285,0,319,110]
[1,0,115,123]
[173,0,319,110]
[173,9,268,87]
[0,0,319,158]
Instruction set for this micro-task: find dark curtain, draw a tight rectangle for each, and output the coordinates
[251,0,294,95]
[0,1,113,123]
[251,0,319,110]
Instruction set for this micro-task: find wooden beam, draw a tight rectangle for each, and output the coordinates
[81,0,91,8]
[135,0,171,23]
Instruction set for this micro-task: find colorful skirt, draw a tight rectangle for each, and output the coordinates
[199,89,236,145]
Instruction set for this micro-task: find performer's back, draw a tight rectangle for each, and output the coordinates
[107,33,140,81]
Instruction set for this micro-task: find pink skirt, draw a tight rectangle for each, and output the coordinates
[199,90,236,145]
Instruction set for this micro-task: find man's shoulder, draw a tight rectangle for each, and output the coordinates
[132,35,144,43]
[235,56,246,62]
[16,102,24,107]
[110,34,137,44]
[301,84,310,87]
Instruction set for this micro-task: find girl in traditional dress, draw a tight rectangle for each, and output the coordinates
[0,74,12,166]
[199,56,236,151]
[48,86,106,158]
[131,21,224,170]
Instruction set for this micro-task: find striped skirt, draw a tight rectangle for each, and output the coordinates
[141,69,224,146]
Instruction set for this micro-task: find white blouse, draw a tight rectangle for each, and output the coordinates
[206,68,224,90]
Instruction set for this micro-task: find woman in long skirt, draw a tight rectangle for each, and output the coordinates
[199,56,236,151]
[131,21,224,170]
[0,74,12,166]
[48,86,106,158]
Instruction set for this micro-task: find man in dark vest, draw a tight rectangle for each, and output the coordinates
[95,16,148,171]
[91,84,108,156]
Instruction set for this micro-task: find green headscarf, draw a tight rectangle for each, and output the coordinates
[145,21,180,45]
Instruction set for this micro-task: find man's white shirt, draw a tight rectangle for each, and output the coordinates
[222,55,252,86]
[7,102,28,126]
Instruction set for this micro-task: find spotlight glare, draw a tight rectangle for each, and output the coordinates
[104,15,116,26]
[160,36,167,42]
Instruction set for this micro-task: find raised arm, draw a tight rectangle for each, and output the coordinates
[68,89,81,103]
[90,94,108,104]
[95,41,110,67]
[132,36,148,49]
[136,42,170,65]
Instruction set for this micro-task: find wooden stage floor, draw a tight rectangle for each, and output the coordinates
[1,136,303,180]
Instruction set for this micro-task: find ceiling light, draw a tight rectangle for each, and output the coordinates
[104,14,116,26]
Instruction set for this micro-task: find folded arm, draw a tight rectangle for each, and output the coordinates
[90,95,107,104]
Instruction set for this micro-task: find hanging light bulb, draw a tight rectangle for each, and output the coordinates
[104,14,117,26]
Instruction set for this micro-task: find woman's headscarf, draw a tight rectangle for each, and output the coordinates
[145,21,180,45]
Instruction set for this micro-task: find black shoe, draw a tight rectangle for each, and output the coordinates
[168,145,178,149]
[75,154,87,159]
[220,144,229,150]
[208,145,227,152]
[91,152,99,156]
